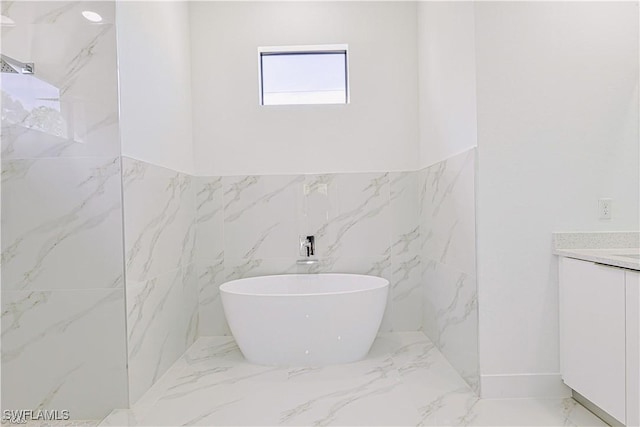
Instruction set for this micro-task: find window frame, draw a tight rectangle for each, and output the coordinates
[257,44,350,106]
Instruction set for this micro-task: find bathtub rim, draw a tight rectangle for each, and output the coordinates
[219,273,389,297]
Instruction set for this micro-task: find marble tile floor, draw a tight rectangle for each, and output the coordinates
[94,332,605,427]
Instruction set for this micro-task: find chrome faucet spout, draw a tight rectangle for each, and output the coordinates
[299,235,315,258]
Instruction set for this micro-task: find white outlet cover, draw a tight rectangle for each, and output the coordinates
[598,198,612,220]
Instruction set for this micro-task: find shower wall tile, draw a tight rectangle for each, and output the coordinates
[1,114,119,160]
[420,148,479,393]
[1,2,128,420]
[1,157,124,291]
[126,267,198,404]
[1,288,128,419]
[123,157,195,283]
[121,157,198,404]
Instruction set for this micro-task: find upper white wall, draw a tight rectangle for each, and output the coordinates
[417,1,478,168]
[190,1,419,176]
[475,1,639,385]
[116,1,195,175]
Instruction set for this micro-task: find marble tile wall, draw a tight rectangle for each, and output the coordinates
[419,148,479,392]
[1,1,128,419]
[194,171,423,336]
[122,157,199,405]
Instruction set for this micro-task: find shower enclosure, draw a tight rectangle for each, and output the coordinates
[1,1,129,418]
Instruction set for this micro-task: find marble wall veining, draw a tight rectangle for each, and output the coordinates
[192,154,478,393]
[193,176,225,335]
[122,157,199,405]
[122,164,428,401]
[194,171,424,336]
[1,1,128,419]
[117,150,478,405]
[419,148,479,392]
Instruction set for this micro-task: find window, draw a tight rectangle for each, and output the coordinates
[258,45,349,106]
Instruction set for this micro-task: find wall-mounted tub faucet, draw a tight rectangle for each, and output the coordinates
[299,235,315,258]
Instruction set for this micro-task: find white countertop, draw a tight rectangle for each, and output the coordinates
[553,247,640,271]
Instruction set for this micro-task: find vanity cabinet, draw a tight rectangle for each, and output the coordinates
[627,270,640,426]
[559,257,627,424]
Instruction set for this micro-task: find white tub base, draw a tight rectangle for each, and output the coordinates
[220,274,389,366]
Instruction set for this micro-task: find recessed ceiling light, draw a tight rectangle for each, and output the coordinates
[81,10,102,23]
[1,15,15,25]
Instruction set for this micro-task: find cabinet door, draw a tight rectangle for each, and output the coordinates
[559,257,626,424]
[627,270,640,427]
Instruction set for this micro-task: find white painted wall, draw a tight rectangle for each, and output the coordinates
[116,1,195,175]
[475,1,639,396]
[417,1,477,168]
[189,1,419,176]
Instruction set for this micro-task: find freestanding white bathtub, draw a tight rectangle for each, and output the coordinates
[219,274,389,366]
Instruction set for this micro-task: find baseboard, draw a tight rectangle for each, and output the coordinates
[573,390,624,426]
[480,373,572,399]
